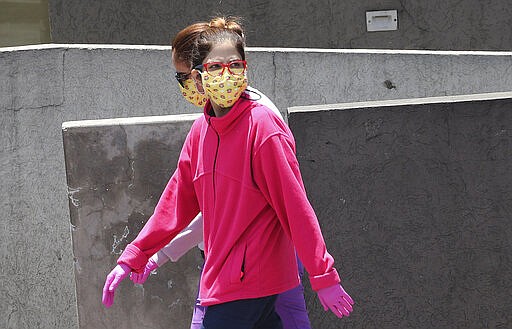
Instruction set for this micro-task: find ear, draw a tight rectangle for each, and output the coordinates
[191,70,205,94]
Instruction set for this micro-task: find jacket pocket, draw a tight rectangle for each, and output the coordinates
[230,242,247,284]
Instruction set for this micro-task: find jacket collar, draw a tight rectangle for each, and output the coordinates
[203,97,256,134]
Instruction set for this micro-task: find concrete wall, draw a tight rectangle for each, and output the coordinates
[1,44,511,328]
[60,92,512,329]
[288,92,512,328]
[48,0,512,51]
[61,114,203,329]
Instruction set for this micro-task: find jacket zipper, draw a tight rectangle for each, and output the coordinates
[208,118,220,208]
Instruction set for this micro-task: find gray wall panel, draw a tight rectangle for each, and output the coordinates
[62,47,179,119]
[62,115,203,329]
[0,105,76,329]
[288,94,512,329]
[0,48,63,111]
[48,0,512,51]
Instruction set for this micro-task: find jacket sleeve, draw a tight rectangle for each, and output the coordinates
[159,212,204,262]
[117,131,200,272]
[252,132,340,291]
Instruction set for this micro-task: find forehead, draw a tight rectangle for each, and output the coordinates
[204,41,242,63]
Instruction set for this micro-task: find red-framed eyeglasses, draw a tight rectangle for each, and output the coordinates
[194,60,247,77]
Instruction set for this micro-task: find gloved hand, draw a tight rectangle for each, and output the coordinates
[317,283,354,318]
[130,257,159,284]
[102,263,131,308]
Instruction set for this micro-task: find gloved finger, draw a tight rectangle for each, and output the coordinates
[102,276,114,308]
[102,291,113,308]
[140,270,151,283]
[341,291,355,305]
[340,298,353,313]
[109,273,125,292]
[103,273,114,295]
[337,302,351,316]
[329,305,344,319]
[130,272,141,284]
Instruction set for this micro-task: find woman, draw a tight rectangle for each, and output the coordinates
[130,19,312,329]
[103,17,353,329]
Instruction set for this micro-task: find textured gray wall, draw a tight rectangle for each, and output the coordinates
[62,114,203,329]
[0,48,76,329]
[48,0,512,51]
[1,45,511,329]
[288,93,512,329]
[59,92,512,329]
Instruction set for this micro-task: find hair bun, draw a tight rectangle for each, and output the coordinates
[209,16,244,38]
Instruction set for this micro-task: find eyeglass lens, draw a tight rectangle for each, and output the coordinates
[205,60,246,76]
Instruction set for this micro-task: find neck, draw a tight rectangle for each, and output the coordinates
[211,103,232,118]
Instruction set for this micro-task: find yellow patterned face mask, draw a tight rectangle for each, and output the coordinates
[178,78,208,108]
[200,71,248,108]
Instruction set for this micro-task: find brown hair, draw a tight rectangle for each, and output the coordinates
[172,17,246,69]
[171,22,209,66]
[191,17,246,69]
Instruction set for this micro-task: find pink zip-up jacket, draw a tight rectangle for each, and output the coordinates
[118,97,340,306]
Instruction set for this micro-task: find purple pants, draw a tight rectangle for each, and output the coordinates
[190,259,311,329]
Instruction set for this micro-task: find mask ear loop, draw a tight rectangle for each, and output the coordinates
[241,88,262,101]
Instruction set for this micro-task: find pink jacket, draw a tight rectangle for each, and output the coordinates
[118,97,340,306]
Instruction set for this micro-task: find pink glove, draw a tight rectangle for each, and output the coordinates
[317,284,354,318]
[102,263,131,308]
[130,258,159,284]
